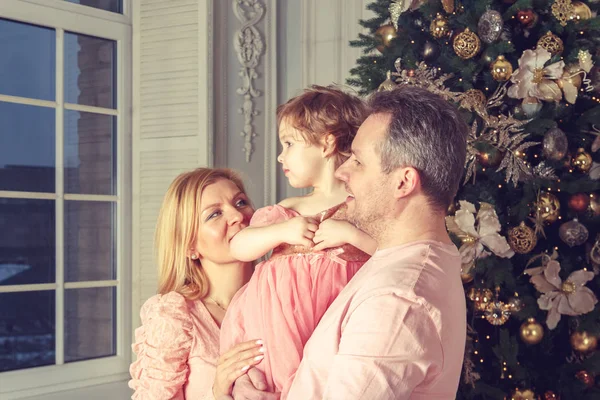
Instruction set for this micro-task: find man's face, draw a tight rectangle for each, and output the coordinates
[335,113,393,239]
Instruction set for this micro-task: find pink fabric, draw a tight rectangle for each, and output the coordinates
[129,291,219,400]
[220,204,368,396]
[285,241,467,400]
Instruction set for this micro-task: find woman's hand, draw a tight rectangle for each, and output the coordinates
[281,216,319,248]
[213,340,265,398]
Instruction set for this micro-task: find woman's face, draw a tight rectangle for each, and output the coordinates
[194,178,254,264]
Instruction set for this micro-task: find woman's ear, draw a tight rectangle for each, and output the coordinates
[322,134,336,158]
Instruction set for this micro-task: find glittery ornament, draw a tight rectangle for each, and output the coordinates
[575,370,594,388]
[490,55,513,82]
[453,28,481,59]
[552,0,575,26]
[378,71,398,92]
[559,219,589,247]
[508,222,537,254]
[430,13,450,39]
[542,127,568,161]
[590,194,600,216]
[517,9,537,27]
[389,0,410,30]
[510,388,537,400]
[570,331,598,353]
[508,296,524,312]
[375,24,397,53]
[521,97,542,118]
[484,301,511,325]
[571,148,593,173]
[537,31,564,56]
[441,0,454,13]
[568,193,590,213]
[478,10,503,43]
[520,318,544,344]
[467,288,494,312]
[570,1,592,22]
[537,192,561,224]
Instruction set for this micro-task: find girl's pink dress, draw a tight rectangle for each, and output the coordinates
[129,291,219,400]
[220,202,369,396]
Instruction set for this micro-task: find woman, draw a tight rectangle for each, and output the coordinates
[129,168,265,399]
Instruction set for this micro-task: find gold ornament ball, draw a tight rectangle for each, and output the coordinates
[491,55,514,82]
[509,388,537,400]
[477,147,504,168]
[537,31,564,56]
[537,192,561,224]
[461,269,474,284]
[375,24,397,53]
[543,391,559,400]
[430,14,450,39]
[453,28,481,60]
[568,193,590,213]
[575,370,595,388]
[557,64,583,91]
[520,318,544,345]
[570,331,598,353]
[570,1,592,22]
[508,222,537,254]
[572,148,593,173]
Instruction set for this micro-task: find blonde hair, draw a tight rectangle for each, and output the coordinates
[155,168,248,300]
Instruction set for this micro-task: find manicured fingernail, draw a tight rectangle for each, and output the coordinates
[255,339,263,345]
[254,355,264,361]
[259,346,266,353]
[241,365,250,372]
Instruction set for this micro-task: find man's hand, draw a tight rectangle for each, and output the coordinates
[230,368,280,400]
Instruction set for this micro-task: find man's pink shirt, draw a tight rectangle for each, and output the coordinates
[285,240,467,400]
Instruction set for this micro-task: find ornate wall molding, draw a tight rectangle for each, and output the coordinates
[233,0,265,162]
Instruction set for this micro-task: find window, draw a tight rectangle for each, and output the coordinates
[0,1,130,398]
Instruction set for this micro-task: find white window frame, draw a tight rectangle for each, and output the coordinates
[0,1,132,398]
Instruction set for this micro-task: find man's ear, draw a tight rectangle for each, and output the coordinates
[322,134,336,158]
[391,167,420,199]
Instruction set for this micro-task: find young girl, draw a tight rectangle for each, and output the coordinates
[220,85,377,396]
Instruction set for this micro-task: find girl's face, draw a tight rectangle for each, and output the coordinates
[194,179,254,264]
[277,119,327,188]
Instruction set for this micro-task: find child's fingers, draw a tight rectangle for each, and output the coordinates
[312,241,327,252]
[220,340,263,363]
[306,222,319,232]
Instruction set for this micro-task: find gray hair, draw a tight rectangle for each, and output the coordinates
[368,85,468,211]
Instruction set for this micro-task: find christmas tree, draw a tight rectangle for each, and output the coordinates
[349,0,600,398]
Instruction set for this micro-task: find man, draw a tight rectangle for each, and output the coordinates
[234,85,468,399]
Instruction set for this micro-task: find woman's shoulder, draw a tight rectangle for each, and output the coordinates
[140,291,193,329]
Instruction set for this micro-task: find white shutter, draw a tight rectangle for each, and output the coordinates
[131,0,213,330]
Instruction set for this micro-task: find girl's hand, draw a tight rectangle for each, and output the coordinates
[213,340,265,398]
[312,219,354,251]
[282,216,319,248]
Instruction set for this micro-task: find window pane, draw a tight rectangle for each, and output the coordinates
[65,0,122,13]
[65,201,115,282]
[0,291,55,372]
[0,102,56,193]
[65,111,116,195]
[65,32,116,109]
[0,199,55,286]
[0,18,56,101]
[65,287,115,362]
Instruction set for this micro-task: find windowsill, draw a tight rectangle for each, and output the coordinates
[22,380,131,400]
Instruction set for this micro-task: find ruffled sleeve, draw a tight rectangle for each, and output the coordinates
[129,292,194,400]
[249,204,296,227]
